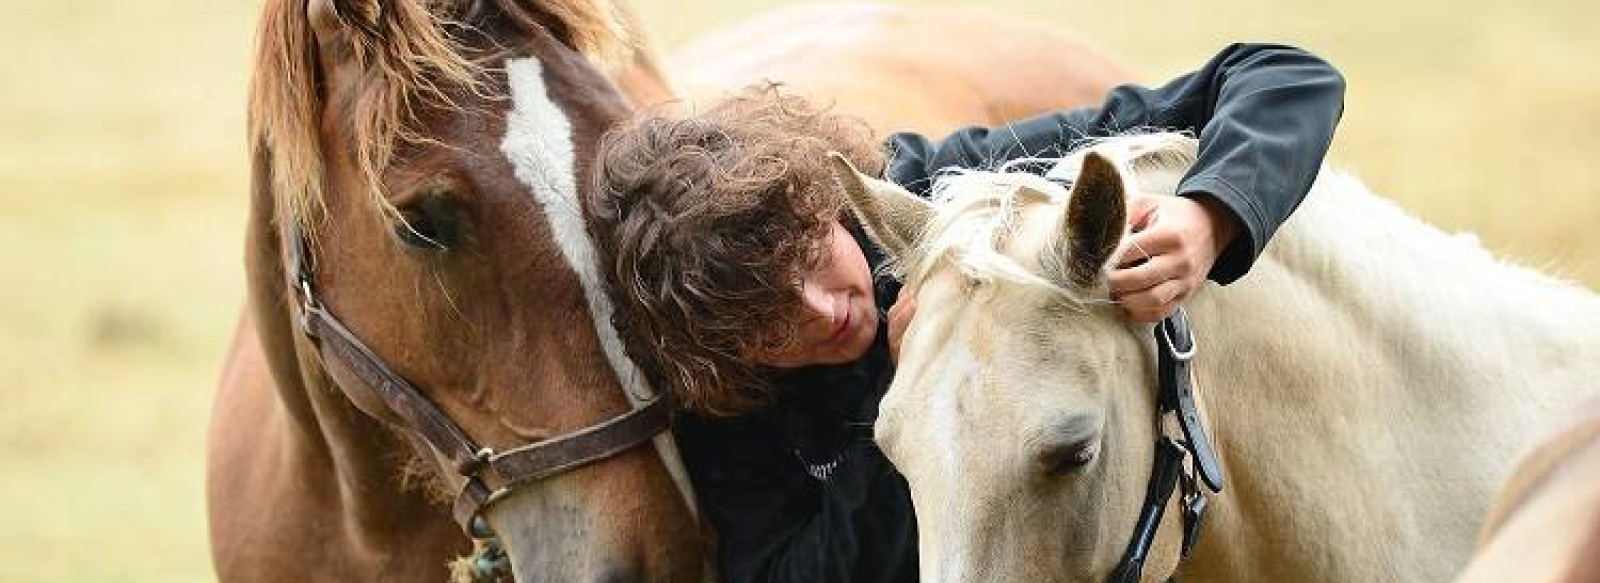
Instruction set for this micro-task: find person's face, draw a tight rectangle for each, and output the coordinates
[748,220,880,368]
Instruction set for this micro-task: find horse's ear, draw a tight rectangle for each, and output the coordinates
[827,152,933,260]
[1058,152,1127,287]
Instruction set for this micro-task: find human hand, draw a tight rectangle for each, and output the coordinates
[1108,193,1239,323]
[886,287,917,364]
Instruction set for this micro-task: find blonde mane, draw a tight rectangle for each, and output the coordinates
[248,0,628,235]
[901,132,1202,306]
[901,170,1070,294]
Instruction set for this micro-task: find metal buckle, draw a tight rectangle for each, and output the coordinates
[456,447,494,477]
[1159,308,1197,362]
[296,278,322,338]
[1181,490,1208,558]
[461,475,511,539]
[468,513,497,539]
[1179,468,1209,558]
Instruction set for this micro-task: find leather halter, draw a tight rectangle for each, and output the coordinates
[282,215,671,538]
[1107,308,1226,583]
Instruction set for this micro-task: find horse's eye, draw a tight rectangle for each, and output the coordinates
[395,212,448,250]
[1038,436,1100,477]
[393,192,460,251]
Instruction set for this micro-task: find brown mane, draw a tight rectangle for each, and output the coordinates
[247,0,628,235]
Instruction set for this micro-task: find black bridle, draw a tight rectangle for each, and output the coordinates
[1107,308,1226,583]
[281,215,672,540]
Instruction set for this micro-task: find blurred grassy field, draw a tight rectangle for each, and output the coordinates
[0,0,1594,582]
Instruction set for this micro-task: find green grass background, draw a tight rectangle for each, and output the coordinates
[1,0,1594,581]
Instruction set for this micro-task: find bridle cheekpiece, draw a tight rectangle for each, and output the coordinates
[1106,308,1226,583]
[281,214,671,540]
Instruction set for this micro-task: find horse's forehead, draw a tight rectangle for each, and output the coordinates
[891,277,1037,409]
[892,254,1100,417]
[501,57,578,211]
[497,56,656,407]
[1008,202,1068,256]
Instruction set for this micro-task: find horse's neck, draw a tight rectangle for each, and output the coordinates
[1235,170,1600,377]
[1174,171,1600,583]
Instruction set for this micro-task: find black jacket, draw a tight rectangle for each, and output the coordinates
[674,43,1345,583]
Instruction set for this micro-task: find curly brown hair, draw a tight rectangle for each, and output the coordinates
[588,85,887,416]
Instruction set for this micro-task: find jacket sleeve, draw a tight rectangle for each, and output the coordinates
[882,43,1347,284]
[675,413,917,583]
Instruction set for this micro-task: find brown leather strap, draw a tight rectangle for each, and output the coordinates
[286,218,671,537]
[489,395,670,488]
[454,476,497,536]
[307,303,487,472]
[451,397,670,530]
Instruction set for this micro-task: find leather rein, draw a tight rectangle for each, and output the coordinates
[281,215,671,539]
[1106,308,1226,583]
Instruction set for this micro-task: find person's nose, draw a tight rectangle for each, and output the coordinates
[799,280,835,323]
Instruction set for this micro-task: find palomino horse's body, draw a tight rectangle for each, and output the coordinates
[832,134,1600,583]
[210,1,1127,582]
[1454,397,1600,583]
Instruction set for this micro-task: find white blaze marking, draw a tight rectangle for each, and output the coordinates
[500,57,700,519]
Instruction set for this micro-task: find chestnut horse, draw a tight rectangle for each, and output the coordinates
[670,3,1130,136]
[207,1,704,582]
[208,1,1128,582]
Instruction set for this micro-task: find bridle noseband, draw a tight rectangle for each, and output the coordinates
[1107,308,1226,583]
[282,215,671,539]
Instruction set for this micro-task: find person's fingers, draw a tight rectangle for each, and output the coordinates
[1118,279,1190,323]
[1125,193,1162,231]
[1109,254,1183,295]
[1119,278,1186,311]
[1125,306,1169,324]
[1114,227,1182,268]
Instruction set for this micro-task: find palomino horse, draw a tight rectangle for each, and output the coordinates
[830,134,1600,583]
[208,1,706,582]
[1454,397,1600,583]
[210,2,1128,582]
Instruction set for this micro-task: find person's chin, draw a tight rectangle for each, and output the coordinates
[838,319,876,361]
